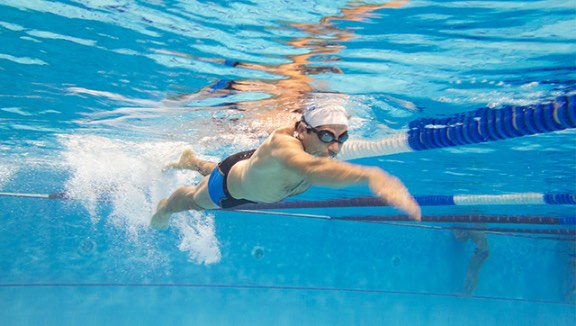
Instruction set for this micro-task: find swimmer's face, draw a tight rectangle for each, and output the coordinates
[302,124,348,158]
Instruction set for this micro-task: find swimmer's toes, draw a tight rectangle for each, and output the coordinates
[180,148,197,162]
[151,212,170,230]
[162,149,198,172]
[173,148,199,170]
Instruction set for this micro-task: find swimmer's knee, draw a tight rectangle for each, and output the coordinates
[169,187,203,211]
[174,186,188,193]
[186,201,203,211]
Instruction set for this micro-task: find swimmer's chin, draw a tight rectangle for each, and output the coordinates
[309,150,336,158]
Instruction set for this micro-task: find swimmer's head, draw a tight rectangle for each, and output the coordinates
[302,93,350,127]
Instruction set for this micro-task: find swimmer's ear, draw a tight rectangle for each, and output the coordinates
[294,121,301,130]
[294,121,309,134]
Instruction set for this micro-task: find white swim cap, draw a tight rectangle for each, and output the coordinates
[303,94,350,127]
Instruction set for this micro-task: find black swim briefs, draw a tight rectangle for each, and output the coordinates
[207,149,256,209]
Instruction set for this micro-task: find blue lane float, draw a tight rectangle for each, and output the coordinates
[407,94,576,151]
[338,93,576,160]
[329,214,576,226]
[544,193,576,205]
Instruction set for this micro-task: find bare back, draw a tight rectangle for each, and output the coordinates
[226,127,312,203]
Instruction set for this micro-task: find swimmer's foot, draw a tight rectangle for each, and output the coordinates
[151,199,171,230]
[164,148,198,171]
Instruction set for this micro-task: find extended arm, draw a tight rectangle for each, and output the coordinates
[272,136,421,220]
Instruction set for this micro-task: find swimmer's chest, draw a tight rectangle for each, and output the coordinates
[240,161,311,199]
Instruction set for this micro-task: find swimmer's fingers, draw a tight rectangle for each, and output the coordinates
[386,193,421,222]
[400,193,421,221]
[370,172,421,221]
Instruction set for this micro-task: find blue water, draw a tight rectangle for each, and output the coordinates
[1,0,575,325]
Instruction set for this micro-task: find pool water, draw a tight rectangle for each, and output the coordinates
[1,0,575,325]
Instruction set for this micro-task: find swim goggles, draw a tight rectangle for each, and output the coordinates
[302,120,349,144]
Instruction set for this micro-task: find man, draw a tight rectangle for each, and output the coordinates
[151,97,421,229]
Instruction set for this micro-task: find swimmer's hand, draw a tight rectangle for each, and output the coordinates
[368,169,421,221]
[163,148,197,172]
[150,199,170,230]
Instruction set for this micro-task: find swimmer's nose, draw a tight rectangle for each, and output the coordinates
[328,142,340,157]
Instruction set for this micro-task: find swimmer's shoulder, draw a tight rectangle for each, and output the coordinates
[255,126,300,163]
[270,126,294,138]
[267,126,298,147]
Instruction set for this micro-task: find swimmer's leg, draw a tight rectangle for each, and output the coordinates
[165,148,217,176]
[463,246,489,296]
[453,230,489,296]
[151,186,204,230]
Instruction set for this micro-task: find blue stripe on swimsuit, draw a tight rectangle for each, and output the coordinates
[208,167,227,206]
[207,149,257,209]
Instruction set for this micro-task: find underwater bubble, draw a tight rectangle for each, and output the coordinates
[391,255,401,267]
[78,237,97,256]
[252,246,265,260]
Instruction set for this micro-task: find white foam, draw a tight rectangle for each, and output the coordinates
[0,164,17,189]
[60,134,222,264]
[173,212,221,265]
[62,134,185,220]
